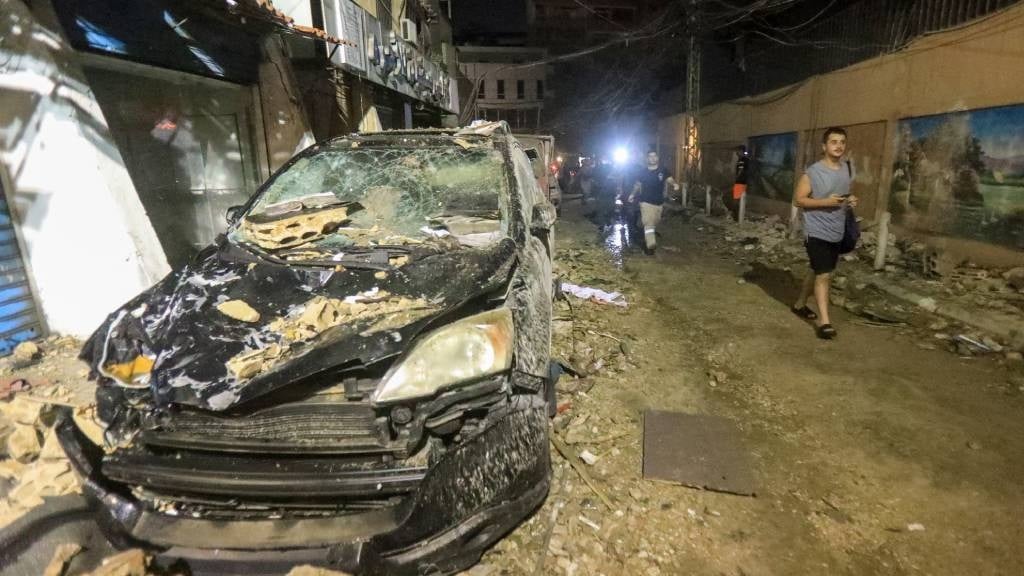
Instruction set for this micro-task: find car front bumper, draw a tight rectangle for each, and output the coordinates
[56,395,550,575]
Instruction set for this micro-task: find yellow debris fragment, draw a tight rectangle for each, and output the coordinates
[102,355,155,383]
[240,205,350,250]
[217,300,261,323]
[43,543,83,576]
[6,424,40,462]
[84,549,148,576]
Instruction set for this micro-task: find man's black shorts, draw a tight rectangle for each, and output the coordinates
[805,236,841,275]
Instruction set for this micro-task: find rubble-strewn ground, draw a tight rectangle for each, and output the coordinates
[2,202,1023,575]
[473,203,1024,576]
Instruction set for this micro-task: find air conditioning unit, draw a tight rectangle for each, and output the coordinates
[400,18,417,45]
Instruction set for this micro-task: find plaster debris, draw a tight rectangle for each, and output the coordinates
[240,204,353,250]
[43,543,83,576]
[12,341,40,367]
[216,300,261,323]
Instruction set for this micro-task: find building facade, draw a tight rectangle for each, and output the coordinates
[279,0,460,136]
[458,46,547,131]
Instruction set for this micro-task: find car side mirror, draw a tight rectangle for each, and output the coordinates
[225,205,245,225]
[531,201,557,234]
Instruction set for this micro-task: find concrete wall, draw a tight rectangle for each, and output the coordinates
[0,0,170,337]
[663,2,1024,267]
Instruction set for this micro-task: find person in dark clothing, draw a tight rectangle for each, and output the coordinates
[724,145,749,220]
[627,150,679,254]
[590,158,619,226]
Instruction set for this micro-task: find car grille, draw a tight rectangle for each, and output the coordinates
[103,448,426,500]
[141,399,397,455]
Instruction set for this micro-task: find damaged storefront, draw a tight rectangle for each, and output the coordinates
[0,0,328,339]
[51,0,315,269]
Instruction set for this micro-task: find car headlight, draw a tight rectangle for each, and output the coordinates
[372,309,514,405]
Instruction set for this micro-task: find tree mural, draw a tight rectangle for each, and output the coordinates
[890,105,1024,249]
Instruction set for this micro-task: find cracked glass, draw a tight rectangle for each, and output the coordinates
[230,140,509,256]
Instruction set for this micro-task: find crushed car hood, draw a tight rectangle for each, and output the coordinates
[82,239,517,411]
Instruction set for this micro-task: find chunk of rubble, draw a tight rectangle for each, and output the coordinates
[240,204,352,250]
[225,294,436,380]
[216,299,261,323]
[43,543,83,576]
[7,423,41,462]
[12,341,40,367]
[85,549,148,576]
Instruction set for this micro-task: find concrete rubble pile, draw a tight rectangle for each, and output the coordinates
[0,336,96,529]
[698,212,1024,360]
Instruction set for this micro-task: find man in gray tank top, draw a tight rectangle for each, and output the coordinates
[791,127,859,339]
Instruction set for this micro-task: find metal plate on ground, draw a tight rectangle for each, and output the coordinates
[642,410,756,496]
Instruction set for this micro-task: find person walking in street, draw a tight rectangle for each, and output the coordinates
[792,127,858,339]
[727,144,749,220]
[628,150,679,254]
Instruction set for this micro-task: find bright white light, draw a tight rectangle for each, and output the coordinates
[613,147,628,165]
[556,155,563,163]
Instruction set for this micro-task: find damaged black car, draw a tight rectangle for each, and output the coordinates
[56,123,558,575]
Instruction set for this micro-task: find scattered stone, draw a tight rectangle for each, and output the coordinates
[12,341,40,367]
[1003,267,1024,291]
[966,441,982,450]
[216,299,261,323]
[906,523,926,532]
[579,449,600,466]
[7,424,41,462]
[928,319,950,331]
[916,297,938,313]
[708,370,728,386]
[43,543,83,576]
[1006,351,1023,363]
[86,549,148,576]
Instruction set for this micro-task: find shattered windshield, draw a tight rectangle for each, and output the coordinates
[230,139,509,260]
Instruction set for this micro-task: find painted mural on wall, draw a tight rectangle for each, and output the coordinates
[890,105,1024,249]
[748,132,797,201]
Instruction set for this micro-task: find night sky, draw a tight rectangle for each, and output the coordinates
[452,0,528,41]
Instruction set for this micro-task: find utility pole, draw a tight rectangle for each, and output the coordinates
[683,0,702,198]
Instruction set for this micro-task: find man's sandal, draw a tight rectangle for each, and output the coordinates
[791,306,818,320]
[816,324,837,340]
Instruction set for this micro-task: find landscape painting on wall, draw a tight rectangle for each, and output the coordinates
[748,132,797,201]
[890,104,1024,249]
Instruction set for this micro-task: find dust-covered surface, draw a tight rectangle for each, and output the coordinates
[471,202,1024,576]
[0,336,96,529]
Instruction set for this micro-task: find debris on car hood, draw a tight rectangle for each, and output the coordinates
[81,239,518,411]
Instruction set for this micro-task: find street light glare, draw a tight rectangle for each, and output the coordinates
[613,147,628,164]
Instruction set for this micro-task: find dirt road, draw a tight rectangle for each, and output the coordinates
[477,204,1024,576]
